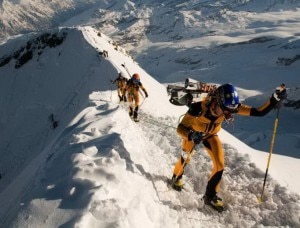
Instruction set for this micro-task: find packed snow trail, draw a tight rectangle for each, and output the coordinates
[115,100,300,227]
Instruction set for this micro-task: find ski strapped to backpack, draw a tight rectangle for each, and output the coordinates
[167,78,217,106]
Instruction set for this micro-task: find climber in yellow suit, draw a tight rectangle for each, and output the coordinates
[111,72,128,102]
[125,73,148,121]
[171,83,287,210]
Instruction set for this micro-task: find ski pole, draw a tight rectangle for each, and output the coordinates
[171,145,195,187]
[258,106,281,203]
[121,63,132,78]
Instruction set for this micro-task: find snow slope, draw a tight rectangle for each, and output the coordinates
[0,26,299,228]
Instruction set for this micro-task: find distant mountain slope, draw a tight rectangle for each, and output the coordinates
[0,0,105,41]
[1,0,300,43]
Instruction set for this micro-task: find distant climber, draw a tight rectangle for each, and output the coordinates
[125,73,148,122]
[111,72,128,102]
[99,50,108,58]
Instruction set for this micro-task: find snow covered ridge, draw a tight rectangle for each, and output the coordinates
[0,27,131,70]
[0,26,115,193]
[0,30,67,69]
[0,25,177,195]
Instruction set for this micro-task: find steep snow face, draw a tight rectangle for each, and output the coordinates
[0,26,184,195]
[0,27,114,193]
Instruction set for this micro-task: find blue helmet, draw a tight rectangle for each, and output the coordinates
[217,84,239,111]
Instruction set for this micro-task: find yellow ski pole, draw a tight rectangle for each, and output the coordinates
[171,145,195,188]
[258,106,281,203]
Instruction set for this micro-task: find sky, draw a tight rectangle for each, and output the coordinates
[0,1,300,228]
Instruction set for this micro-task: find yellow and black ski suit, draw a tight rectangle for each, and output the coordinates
[112,76,127,101]
[173,95,280,199]
[125,79,148,119]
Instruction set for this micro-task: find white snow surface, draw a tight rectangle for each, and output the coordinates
[0,1,300,227]
[0,26,299,228]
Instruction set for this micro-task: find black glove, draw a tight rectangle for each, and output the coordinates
[188,131,202,144]
[273,84,287,101]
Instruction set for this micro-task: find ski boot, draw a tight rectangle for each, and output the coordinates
[129,107,133,118]
[203,195,225,212]
[133,107,139,122]
[118,95,123,102]
[171,176,183,191]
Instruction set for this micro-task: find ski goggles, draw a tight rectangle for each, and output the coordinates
[221,103,239,113]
